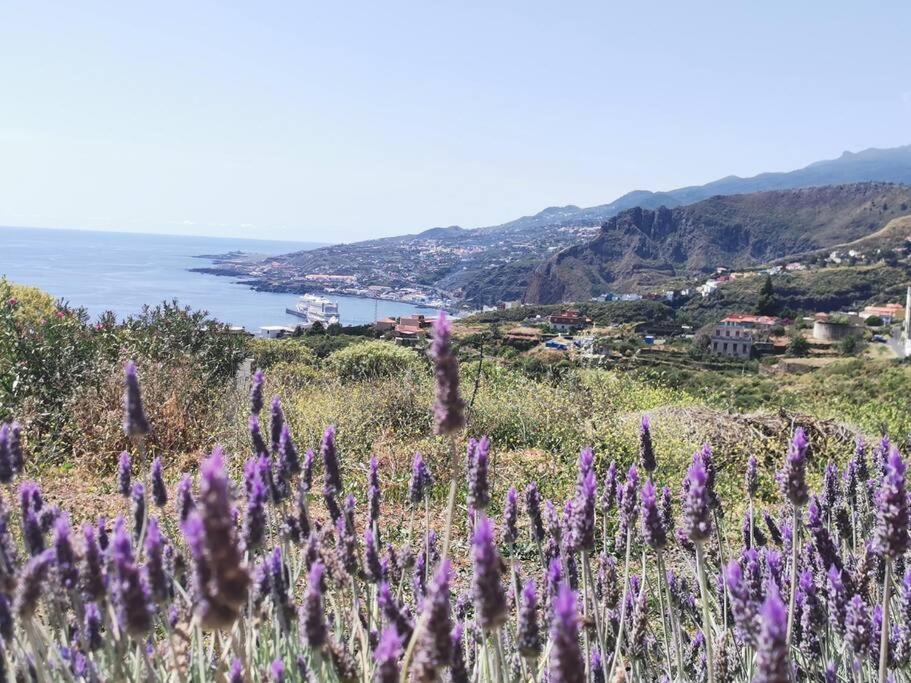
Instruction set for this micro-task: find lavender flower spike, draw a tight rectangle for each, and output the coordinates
[413,559,454,681]
[682,458,712,543]
[518,579,542,658]
[548,583,585,682]
[0,426,11,484]
[746,455,759,497]
[250,368,264,415]
[122,360,150,438]
[409,452,431,505]
[374,626,403,683]
[150,457,167,508]
[321,426,343,494]
[640,478,667,549]
[176,473,195,523]
[874,446,910,559]
[468,436,491,510]
[472,517,507,631]
[117,451,132,497]
[573,469,596,551]
[503,486,519,546]
[525,482,545,544]
[14,549,54,617]
[428,310,465,435]
[111,517,153,635]
[302,562,327,649]
[753,584,790,683]
[9,422,24,474]
[639,415,656,472]
[776,427,810,507]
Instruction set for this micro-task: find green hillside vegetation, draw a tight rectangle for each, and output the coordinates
[682,263,910,325]
[525,182,911,303]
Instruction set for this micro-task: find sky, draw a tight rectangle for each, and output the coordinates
[1,1,910,243]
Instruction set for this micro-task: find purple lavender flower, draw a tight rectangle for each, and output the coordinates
[364,528,382,583]
[22,509,43,556]
[123,361,151,438]
[249,416,268,458]
[14,549,54,617]
[725,561,758,645]
[270,659,285,683]
[548,583,584,682]
[639,415,656,472]
[111,517,153,635]
[472,517,507,631]
[184,447,250,629]
[845,594,872,663]
[53,514,78,590]
[378,582,414,645]
[269,396,284,453]
[321,426,343,494]
[428,311,465,435]
[753,584,789,683]
[228,658,244,683]
[468,436,491,510]
[525,482,545,544]
[84,602,102,651]
[806,498,842,571]
[250,368,264,415]
[413,560,454,681]
[573,470,597,551]
[268,547,295,632]
[746,455,759,497]
[854,435,870,482]
[503,486,519,546]
[176,474,195,523]
[374,626,402,683]
[8,422,23,474]
[777,427,810,507]
[450,624,469,683]
[117,451,132,498]
[660,484,674,534]
[150,457,167,508]
[821,462,840,514]
[131,482,146,541]
[301,448,314,493]
[409,452,432,506]
[602,460,619,513]
[0,426,12,484]
[243,461,267,551]
[874,446,910,559]
[80,523,105,601]
[144,517,168,602]
[578,447,595,481]
[518,579,541,658]
[640,478,666,549]
[620,464,639,530]
[302,562,327,649]
[682,458,712,543]
[279,424,300,476]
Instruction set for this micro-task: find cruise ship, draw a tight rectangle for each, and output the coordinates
[286,294,340,325]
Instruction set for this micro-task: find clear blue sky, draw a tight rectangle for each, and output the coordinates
[1,1,909,243]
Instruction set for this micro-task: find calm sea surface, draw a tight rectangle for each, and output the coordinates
[0,226,435,330]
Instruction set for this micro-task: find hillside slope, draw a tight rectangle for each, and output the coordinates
[524,182,911,304]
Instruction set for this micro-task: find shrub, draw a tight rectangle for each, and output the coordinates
[249,338,315,369]
[326,340,421,380]
[865,314,883,327]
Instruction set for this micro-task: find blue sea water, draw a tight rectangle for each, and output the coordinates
[0,226,436,330]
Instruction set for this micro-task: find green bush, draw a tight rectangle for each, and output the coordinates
[865,315,883,327]
[326,340,422,380]
[249,338,315,369]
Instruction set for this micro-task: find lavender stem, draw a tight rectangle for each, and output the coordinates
[877,559,892,683]
[694,541,716,683]
[606,526,632,682]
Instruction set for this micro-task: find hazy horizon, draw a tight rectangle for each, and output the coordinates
[2,2,910,242]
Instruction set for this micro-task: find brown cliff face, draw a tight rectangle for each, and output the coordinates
[524,182,911,304]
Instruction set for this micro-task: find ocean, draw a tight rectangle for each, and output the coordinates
[0,226,436,330]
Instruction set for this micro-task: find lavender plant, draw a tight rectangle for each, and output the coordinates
[0,355,906,683]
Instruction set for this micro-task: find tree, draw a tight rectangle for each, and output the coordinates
[756,275,778,315]
[788,335,810,357]
[865,315,884,327]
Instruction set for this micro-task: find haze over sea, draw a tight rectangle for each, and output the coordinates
[0,226,435,330]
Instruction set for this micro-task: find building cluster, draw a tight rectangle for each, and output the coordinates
[374,313,440,345]
[709,314,786,358]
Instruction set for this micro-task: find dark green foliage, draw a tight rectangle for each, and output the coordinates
[865,315,883,327]
[756,275,778,315]
[787,335,810,357]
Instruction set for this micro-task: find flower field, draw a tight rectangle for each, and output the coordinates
[0,311,908,681]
